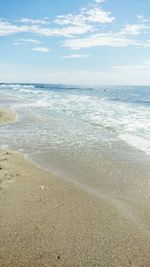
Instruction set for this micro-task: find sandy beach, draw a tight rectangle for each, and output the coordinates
[0,108,16,125]
[1,110,150,267]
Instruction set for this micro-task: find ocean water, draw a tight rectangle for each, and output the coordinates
[0,84,150,200]
[1,83,150,232]
[0,84,150,153]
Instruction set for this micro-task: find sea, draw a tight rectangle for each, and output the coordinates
[0,84,150,219]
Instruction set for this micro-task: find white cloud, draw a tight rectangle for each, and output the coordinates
[0,4,115,38]
[62,54,90,59]
[0,18,149,50]
[17,17,50,25]
[62,33,138,50]
[120,23,150,36]
[14,38,40,45]
[54,14,83,26]
[85,7,114,24]
[62,19,150,50]
[0,3,150,52]
[56,25,93,36]
[95,0,105,3]
[137,15,144,21]
[32,47,50,52]
[13,41,21,45]
[13,38,40,47]
[36,24,93,37]
[137,15,149,23]
[0,20,29,36]
[0,19,93,37]
[24,38,40,44]
[54,6,115,26]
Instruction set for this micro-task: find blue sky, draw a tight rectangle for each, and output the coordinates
[0,0,150,85]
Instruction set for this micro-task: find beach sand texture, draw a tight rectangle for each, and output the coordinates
[1,110,150,266]
[0,108,16,124]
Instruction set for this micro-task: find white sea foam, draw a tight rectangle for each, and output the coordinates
[18,89,36,93]
[12,84,35,90]
[28,99,50,107]
[120,133,150,155]
[1,84,150,156]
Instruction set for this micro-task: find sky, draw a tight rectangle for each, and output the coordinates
[0,0,150,86]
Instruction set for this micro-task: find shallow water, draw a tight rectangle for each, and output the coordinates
[0,84,150,231]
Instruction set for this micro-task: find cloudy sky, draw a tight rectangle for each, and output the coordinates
[0,0,150,85]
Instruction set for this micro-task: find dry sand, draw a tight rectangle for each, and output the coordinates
[1,111,150,266]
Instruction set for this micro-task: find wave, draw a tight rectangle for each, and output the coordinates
[18,88,42,94]
[0,83,35,89]
[1,84,150,156]
[119,133,150,155]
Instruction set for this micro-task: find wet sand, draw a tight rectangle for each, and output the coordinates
[0,108,16,124]
[1,150,150,266]
[1,111,150,266]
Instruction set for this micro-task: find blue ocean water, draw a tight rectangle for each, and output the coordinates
[0,83,150,156]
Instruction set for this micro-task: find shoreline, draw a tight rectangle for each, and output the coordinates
[1,110,150,266]
[1,149,150,266]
